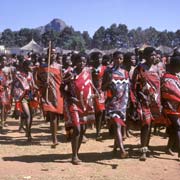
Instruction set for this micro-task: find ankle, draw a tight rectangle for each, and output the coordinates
[140,146,149,153]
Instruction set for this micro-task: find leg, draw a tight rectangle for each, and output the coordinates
[49,113,58,148]
[176,120,180,159]
[113,122,128,158]
[19,116,26,133]
[1,105,5,127]
[0,105,4,133]
[140,123,151,161]
[95,111,103,140]
[71,125,81,165]
[78,124,86,152]
[113,138,118,153]
[122,126,127,140]
[153,125,157,135]
[171,117,180,159]
[3,105,8,127]
[166,125,176,156]
[22,102,32,142]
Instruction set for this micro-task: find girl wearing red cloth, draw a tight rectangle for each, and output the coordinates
[61,53,95,165]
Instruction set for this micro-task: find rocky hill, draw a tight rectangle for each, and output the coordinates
[36,18,67,34]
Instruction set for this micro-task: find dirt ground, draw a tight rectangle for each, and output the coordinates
[0,116,180,180]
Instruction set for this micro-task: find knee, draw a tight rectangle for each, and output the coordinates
[73,127,81,136]
[113,122,122,131]
[80,125,86,134]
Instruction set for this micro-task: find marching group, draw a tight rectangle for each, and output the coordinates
[0,46,180,165]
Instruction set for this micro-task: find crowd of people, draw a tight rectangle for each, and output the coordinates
[0,46,180,165]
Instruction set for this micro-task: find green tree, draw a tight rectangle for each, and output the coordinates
[143,27,159,46]
[41,30,59,47]
[57,26,75,48]
[63,35,86,51]
[0,29,15,47]
[18,28,34,45]
[175,30,180,46]
[116,24,128,48]
[82,31,92,49]
[92,26,106,49]
[157,31,170,46]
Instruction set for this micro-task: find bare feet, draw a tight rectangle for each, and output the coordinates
[51,143,59,149]
[72,157,82,165]
[139,153,147,161]
[4,122,8,127]
[120,151,129,159]
[82,135,88,143]
[166,148,175,156]
[96,135,102,141]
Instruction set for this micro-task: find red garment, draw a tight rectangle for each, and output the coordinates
[12,71,30,101]
[36,66,63,114]
[63,67,95,127]
[92,65,106,112]
[0,71,11,111]
[161,73,180,125]
[29,100,39,109]
[132,65,161,125]
[15,101,23,112]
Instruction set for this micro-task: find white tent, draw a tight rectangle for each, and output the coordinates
[156,45,173,55]
[21,39,43,53]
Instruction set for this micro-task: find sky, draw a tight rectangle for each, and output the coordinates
[0,0,180,37]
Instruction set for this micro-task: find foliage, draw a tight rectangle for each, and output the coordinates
[0,23,180,50]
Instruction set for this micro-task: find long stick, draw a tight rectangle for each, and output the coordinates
[46,41,51,100]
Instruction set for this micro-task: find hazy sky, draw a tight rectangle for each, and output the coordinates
[0,0,180,36]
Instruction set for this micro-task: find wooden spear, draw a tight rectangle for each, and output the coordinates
[46,41,52,101]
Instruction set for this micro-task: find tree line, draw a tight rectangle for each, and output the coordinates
[0,23,180,51]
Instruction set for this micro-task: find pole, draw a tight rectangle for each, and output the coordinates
[46,41,51,100]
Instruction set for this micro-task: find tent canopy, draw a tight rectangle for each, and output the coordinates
[21,39,43,53]
[156,45,173,55]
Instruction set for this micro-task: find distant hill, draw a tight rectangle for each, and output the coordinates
[36,18,67,34]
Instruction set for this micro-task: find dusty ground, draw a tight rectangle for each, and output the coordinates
[0,116,180,180]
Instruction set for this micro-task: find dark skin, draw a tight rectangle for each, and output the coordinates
[166,115,180,158]
[113,54,128,156]
[20,65,33,142]
[102,54,128,157]
[0,60,12,131]
[122,54,136,139]
[71,57,87,164]
[45,52,60,148]
[138,50,158,160]
[49,112,59,148]
[91,54,105,139]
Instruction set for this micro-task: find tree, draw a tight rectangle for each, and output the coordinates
[41,30,59,47]
[92,26,106,49]
[63,35,86,51]
[175,30,180,46]
[57,26,75,47]
[143,27,159,46]
[157,31,170,46]
[32,29,41,45]
[82,31,92,49]
[0,29,15,47]
[167,31,176,47]
[18,28,34,45]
